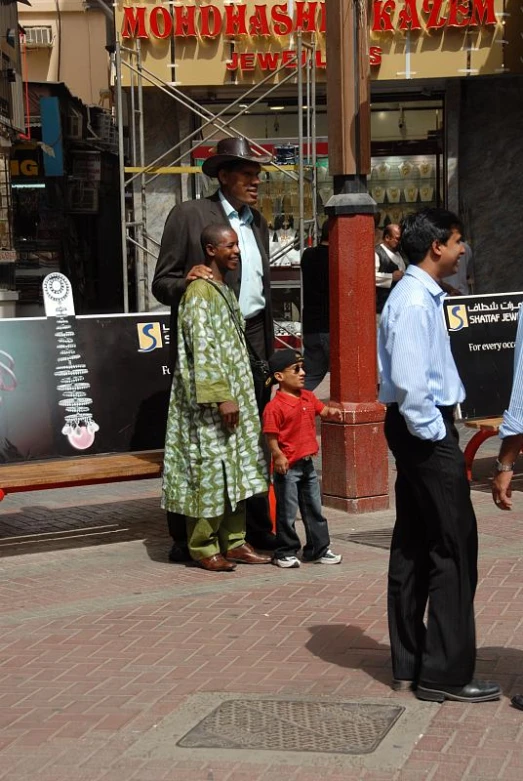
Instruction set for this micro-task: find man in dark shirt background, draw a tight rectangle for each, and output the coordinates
[301,220,330,391]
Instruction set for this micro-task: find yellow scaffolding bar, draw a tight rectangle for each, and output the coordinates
[123,164,305,175]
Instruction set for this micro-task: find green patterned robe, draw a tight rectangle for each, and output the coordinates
[162,279,268,518]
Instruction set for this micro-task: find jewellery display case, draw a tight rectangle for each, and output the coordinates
[369,149,442,229]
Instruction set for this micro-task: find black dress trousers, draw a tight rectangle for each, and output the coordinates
[243,312,275,550]
[384,404,478,687]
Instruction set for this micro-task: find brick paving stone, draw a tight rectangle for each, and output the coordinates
[2,468,523,779]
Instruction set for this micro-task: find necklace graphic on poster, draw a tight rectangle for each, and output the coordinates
[43,273,100,451]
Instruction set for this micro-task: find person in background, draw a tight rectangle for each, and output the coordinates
[301,220,330,391]
[492,309,523,513]
[378,208,500,704]
[375,224,405,316]
[262,348,343,569]
[152,136,276,559]
[161,224,271,572]
[492,307,523,711]
[444,241,474,295]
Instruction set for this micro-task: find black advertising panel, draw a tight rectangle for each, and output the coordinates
[0,313,172,463]
[444,293,523,419]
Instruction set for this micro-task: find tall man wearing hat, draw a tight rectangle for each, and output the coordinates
[152,137,276,558]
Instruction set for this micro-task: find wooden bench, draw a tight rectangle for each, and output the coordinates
[463,418,502,481]
[0,450,164,502]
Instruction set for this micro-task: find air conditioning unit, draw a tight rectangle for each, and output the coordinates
[66,108,83,140]
[24,26,53,48]
[93,112,117,149]
[67,182,99,213]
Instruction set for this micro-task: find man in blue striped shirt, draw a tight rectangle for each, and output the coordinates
[492,310,523,511]
[378,208,501,704]
[493,310,523,712]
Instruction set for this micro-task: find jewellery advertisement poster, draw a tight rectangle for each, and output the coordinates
[444,292,523,419]
[0,309,171,463]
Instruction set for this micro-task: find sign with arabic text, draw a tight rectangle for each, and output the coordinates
[444,292,523,419]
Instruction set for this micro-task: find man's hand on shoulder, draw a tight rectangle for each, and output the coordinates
[186,265,213,284]
[392,270,404,283]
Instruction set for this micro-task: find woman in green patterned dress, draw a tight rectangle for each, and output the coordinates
[161,224,271,572]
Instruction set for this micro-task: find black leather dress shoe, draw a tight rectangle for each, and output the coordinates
[511,694,523,711]
[416,679,501,703]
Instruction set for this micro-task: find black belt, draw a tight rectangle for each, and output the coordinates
[245,311,264,327]
[387,402,455,419]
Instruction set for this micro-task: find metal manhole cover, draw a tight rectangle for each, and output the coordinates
[333,529,393,550]
[177,700,404,754]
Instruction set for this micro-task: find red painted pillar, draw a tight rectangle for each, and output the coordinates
[321,201,389,513]
[322,0,389,512]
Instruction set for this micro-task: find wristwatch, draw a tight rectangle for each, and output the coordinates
[495,459,515,472]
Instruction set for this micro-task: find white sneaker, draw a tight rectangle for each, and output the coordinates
[314,549,342,565]
[273,556,301,568]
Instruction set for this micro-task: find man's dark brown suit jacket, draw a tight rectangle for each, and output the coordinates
[152,190,274,367]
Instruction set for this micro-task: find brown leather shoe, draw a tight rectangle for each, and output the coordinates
[225,543,272,564]
[197,554,236,572]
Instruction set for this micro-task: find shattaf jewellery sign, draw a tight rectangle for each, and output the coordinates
[115,0,520,85]
[444,292,523,420]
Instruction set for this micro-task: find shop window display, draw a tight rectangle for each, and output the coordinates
[369,154,440,228]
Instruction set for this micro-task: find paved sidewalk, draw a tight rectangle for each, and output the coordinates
[1,434,523,780]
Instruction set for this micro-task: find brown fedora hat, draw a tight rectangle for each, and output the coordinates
[201,137,272,178]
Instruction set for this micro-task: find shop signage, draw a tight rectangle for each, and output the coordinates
[121,0,496,40]
[10,157,39,178]
[11,144,41,179]
[0,312,171,463]
[226,49,327,72]
[116,0,512,84]
[372,0,496,30]
[121,2,326,39]
[444,293,523,419]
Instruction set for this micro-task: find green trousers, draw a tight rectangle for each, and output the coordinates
[186,500,246,560]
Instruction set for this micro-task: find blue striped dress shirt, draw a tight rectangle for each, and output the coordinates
[378,264,466,441]
[219,191,265,319]
[500,310,523,438]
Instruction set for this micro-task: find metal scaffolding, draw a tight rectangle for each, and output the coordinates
[114,33,319,318]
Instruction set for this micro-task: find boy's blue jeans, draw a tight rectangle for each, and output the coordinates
[273,457,330,561]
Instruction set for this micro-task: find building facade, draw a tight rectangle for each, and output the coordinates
[0,0,25,314]
[18,0,111,107]
[114,0,523,319]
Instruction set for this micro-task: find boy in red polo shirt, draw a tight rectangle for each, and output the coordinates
[262,348,343,568]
